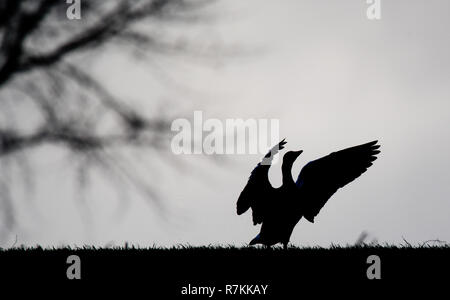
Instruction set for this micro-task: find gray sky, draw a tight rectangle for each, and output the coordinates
[7,0,450,247]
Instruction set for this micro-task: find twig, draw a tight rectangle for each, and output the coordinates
[401,236,412,247]
[11,234,17,248]
[420,239,449,248]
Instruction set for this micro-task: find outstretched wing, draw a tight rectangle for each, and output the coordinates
[296,140,381,223]
[237,139,287,225]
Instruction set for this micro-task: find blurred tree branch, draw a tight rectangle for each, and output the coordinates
[0,0,218,241]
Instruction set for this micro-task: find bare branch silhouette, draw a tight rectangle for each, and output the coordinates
[0,0,221,242]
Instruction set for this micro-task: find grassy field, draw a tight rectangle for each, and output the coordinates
[1,244,449,287]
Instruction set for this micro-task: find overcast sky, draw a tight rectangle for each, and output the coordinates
[7,0,450,248]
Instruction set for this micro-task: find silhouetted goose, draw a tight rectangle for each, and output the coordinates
[236,140,381,249]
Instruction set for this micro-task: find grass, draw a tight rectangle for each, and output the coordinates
[0,244,448,289]
[1,242,449,251]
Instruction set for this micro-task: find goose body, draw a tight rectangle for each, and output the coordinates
[237,139,381,248]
